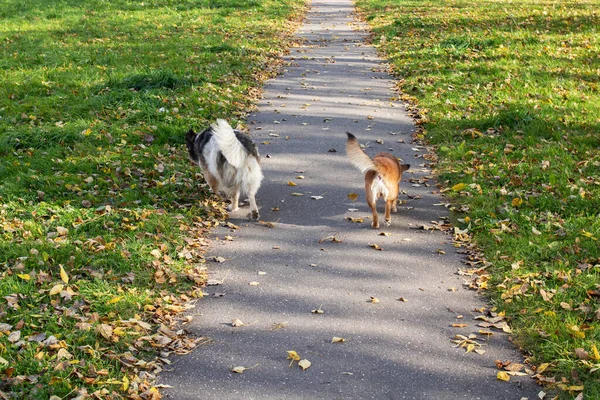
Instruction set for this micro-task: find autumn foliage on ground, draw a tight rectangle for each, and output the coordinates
[356,0,599,397]
[0,0,305,398]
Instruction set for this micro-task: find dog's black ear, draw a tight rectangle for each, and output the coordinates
[346,132,357,140]
[400,164,410,172]
[186,129,196,141]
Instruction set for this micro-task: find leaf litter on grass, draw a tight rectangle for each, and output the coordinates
[0,0,308,397]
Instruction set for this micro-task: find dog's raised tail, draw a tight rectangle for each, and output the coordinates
[211,119,246,169]
[346,132,377,174]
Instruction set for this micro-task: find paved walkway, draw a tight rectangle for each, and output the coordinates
[162,0,540,398]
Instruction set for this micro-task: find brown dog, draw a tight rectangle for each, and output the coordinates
[346,133,410,228]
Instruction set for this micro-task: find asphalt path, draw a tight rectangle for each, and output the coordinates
[162,0,541,398]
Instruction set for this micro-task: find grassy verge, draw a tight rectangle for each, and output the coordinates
[0,0,306,398]
[355,0,599,397]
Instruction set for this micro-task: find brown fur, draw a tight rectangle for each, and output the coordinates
[346,133,410,228]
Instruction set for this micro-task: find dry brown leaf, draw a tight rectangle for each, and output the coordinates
[287,181,297,187]
[369,243,383,250]
[347,193,359,201]
[397,297,408,302]
[575,348,589,360]
[258,220,275,228]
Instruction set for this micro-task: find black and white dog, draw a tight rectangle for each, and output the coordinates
[185,119,263,220]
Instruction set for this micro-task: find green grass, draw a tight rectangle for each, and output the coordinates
[0,0,306,398]
[356,0,600,397]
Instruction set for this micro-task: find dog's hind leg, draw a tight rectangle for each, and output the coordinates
[384,199,394,226]
[228,189,240,212]
[246,191,260,220]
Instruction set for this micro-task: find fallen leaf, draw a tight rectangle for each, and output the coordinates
[231,319,245,327]
[310,196,324,200]
[17,273,31,281]
[287,181,297,187]
[512,198,523,207]
[291,192,304,196]
[397,297,408,302]
[8,331,21,343]
[59,265,69,284]
[379,232,391,236]
[331,337,345,343]
[369,243,383,250]
[97,324,113,340]
[345,217,363,223]
[319,234,342,243]
[574,348,589,360]
[369,296,380,303]
[248,281,259,286]
[231,364,259,374]
[258,220,275,228]
[150,249,162,258]
[452,183,467,192]
[298,359,311,370]
[286,350,301,367]
[497,371,510,382]
[347,193,359,201]
[451,323,468,328]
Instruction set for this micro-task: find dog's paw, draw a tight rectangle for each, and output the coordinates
[384,219,391,227]
[228,205,239,212]
[371,221,379,229]
[247,210,260,220]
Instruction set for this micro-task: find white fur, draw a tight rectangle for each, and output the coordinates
[199,121,263,219]
[211,119,246,169]
[370,175,389,200]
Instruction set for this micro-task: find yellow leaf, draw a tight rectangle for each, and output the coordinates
[512,197,523,207]
[49,284,64,296]
[331,337,345,343]
[298,359,311,370]
[496,371,510,382]
[566,385,584,392]
[369,296,380,303]
[286,350,300,361]
[537,363,550,374]
[112,327,126,336]
[107,296,122,305]
[59,265,69,284]
[347,193,359,201]
[591,345,600,361]
[17,273,31,281]
[452,183,467,191]
[466,343,475,353]
[122,376,129,391]
[287,181,297,187]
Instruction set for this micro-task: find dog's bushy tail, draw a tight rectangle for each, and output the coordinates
[346,132,377,174]
[211,119,246,169]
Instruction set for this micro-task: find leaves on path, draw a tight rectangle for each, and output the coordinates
[298,359,311,370]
